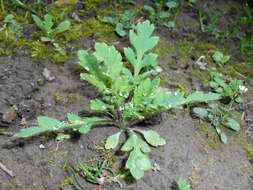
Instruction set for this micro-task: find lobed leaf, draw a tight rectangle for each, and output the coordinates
[140,130,166,147]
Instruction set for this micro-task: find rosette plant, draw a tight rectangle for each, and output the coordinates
[15,20,220,179]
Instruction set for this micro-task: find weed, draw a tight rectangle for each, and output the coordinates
[32,13,70,52]
[15,20,221,180]
[194,103,240,144]
[212,51,230,67]
[1,14,23,37]
[103,9,135,37]
[178,177,191,190]
[144,0,179,29]
[210,72,247,104]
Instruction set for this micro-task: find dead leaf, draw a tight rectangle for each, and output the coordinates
[72,12,81,22]
[21,117,27,127]
[195,55,207,70]
[2,108,17,124]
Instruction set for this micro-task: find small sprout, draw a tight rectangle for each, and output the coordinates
[212,51,230,67]
[178,177,191,190]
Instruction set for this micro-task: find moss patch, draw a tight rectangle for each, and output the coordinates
[246,145,253,160]
[65,93,80,105]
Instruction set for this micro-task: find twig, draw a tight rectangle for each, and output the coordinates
[0,161,14,177]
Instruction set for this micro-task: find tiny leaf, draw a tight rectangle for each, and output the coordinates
[226,118,240,131]
[105,131,121,149]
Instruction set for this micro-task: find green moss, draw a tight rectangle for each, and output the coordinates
[193,68,210,86]
[65,93,80,105]
[246,146,253,160]
[0,30,26,56]
[63,23,83,42]
[52,52,68,64]
[28,41,69,64]
[85,0,100,13]
[54,92,62,104]
[154,37,174,59]
[160,76,168,85]
[198,122,220,150]
[84,18,116,43]
[177,35,196,61]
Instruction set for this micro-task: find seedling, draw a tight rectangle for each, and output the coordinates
[144,0,178,28]
[187,0,195,7]
[209,72,246,104]
[193,103,240,143]
[206,8,222,39]
[212,51,230,67]
[32,13,70,50]
[178,177,191,190]
[1,14,23,37]
[15,20,220,180]
[103,9,135,37]
[240,34,253,54]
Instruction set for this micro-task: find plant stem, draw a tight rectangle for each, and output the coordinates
[1,0,4,13]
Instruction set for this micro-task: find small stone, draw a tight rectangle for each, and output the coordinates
[39,144,45,149]
[42,68,55,81]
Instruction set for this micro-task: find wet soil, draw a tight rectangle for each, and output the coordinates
[0,0,253,190]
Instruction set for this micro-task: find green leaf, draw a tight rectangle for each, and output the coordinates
[126,148,151,180]
[78,124,92,134]
[130,166,145,180]
[121,133,151,152]
[178,177,191,190]
[32,14,44,31]
[115,23,126,37]
[185,91,221,103]
[121,134,134,151]
[56,133,71,142]
[78,50,106,81]
[220,132,227,144]
[137,136,151,153]
[226,118,240,131]
[193,107,208,119]
[152,90,185,109]
[235,96,243,103]
[140,130,166,147]
[129,20,159,58]
[80,73,106,93]
[15,127,51,138]
[90,99,113,111]
[38,116,62,129]
[102,16,117,25]
[141,53,158,69]
[54,20,70,34]
[124,47,136,66]
[43,14,53,34]
[105,131,121,149]
[164,21,175,28]
[160,11,171,19]
[67,113,82,123]
[144,5,155,17]
[212,51,230,65]
[166,1,178,9]
[94,43,123,80]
